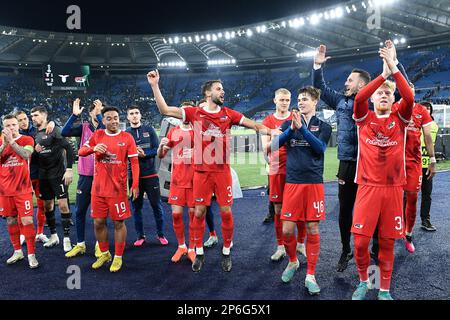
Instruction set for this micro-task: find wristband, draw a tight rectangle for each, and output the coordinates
[429,157,436,164]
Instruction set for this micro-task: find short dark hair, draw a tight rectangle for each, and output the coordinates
[298,86,321,101]
[30,106,48,115]
[126,105,140,113]
[351,68,371,85]
[2,113,17,122]
[101,106,120,116]
[420,101,433,115]
[14,110,27,117]
[201,80,222,97]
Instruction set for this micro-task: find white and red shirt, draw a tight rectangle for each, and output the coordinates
[262,112,292,175]
[80,130,139,197]
[353,72,414,187]
[0,135,34,196]
[166,125,194,188]
[182,106,244,172]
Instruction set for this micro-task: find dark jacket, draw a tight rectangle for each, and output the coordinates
[126,125,159,177]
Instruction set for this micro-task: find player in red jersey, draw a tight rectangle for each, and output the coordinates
[0,114,39,268]
[261,88,306,262]
[351,47,414,300]
[158,120,196,263]
[78,106,140,272]
[395,83,436,253]
[147,69,273,272]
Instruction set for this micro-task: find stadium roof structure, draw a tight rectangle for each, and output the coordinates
[0,0,449,71]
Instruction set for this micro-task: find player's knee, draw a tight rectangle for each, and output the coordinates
[306,222,319,234]
[194,206,206,218]
[94,219,106,229]
[114,221,125,230]
[273,203,282,214]
[219,206,231,213]
[43,201,54,212]
[6,217,18,225]
[20,217,33,226]
[58,200,69,212]
[282,224,295,236]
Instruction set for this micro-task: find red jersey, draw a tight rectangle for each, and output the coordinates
[167,125,194,188]
[182,106,244,172]
[81,130,139,197]
[401,103,433,164]
[262,112,292,175]
[353,72,414,187]
[0,135,34,196]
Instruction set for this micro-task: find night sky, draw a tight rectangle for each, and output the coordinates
[0,0,346,34]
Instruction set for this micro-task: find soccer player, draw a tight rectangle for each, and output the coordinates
[63,98,104,258]
[16,111,55,244]
[31,106,74,252]
[271,87,331,295]
[351,47,414,300]
[397,85,436,253]
[0,114,39,268]
[419,102,438,231]
[147,69,273,272]
[157,119,196,263]
[79,106,140,272]
[261,88,306,261]
[126,105,168,246]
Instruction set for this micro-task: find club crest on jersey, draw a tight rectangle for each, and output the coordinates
[118,142,125,147]
[354,224,363,229]
[143,132,150,138]
[387,121,396,129]
[310,126,319,132]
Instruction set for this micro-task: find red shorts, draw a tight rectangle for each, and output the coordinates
[352,185,404,239]
[193,171,233,207]
[404,161,422,192]
[281,183,325,222]
[91,195,131,221]
[269,174,286,203]
[0,194,34,218]
[168,187,194,208]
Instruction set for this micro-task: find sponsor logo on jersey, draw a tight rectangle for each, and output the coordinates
[388,121,396,129]
[310,126,319,132]
[354,224,363,229]
[201,124,225,138]
[171,196,178,200]
[283,212,292,218]
[195,198,204,202]
[118,142,125,147]
[143,132,150,138]
[366,133,398,147]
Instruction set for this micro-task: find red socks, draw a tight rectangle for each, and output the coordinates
[172,212,185,246]
[283,234,297,263]
[220,211,234,248]
[36,199,46,235]
[274,214,283,246]
[99,241,109,253]
[188,210,195,250]
[115,242,125,257]
[192,215,206,250]
[405,192,418,234]
[354,234,371,282]
[297,221,306,244]
[7,223,21,251]
[378,238,395,290]
[306,233,320,275]
[21,223,36,255]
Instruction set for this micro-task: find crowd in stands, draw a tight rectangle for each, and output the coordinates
[1,47,449,129]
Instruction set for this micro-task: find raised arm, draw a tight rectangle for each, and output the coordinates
[147,70,183,119]
[312,45,343,109]
[62,114,82,137]
[392,71,414,121]
[354,75,386,120]
[240,117,273,135]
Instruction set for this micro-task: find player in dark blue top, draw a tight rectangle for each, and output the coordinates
[126,105,167,246]
[271,86,331,296]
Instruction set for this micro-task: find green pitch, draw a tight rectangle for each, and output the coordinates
[65,147,450,203]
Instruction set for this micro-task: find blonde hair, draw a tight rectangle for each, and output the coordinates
[274,88,291,97]
[379,80,396,92]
